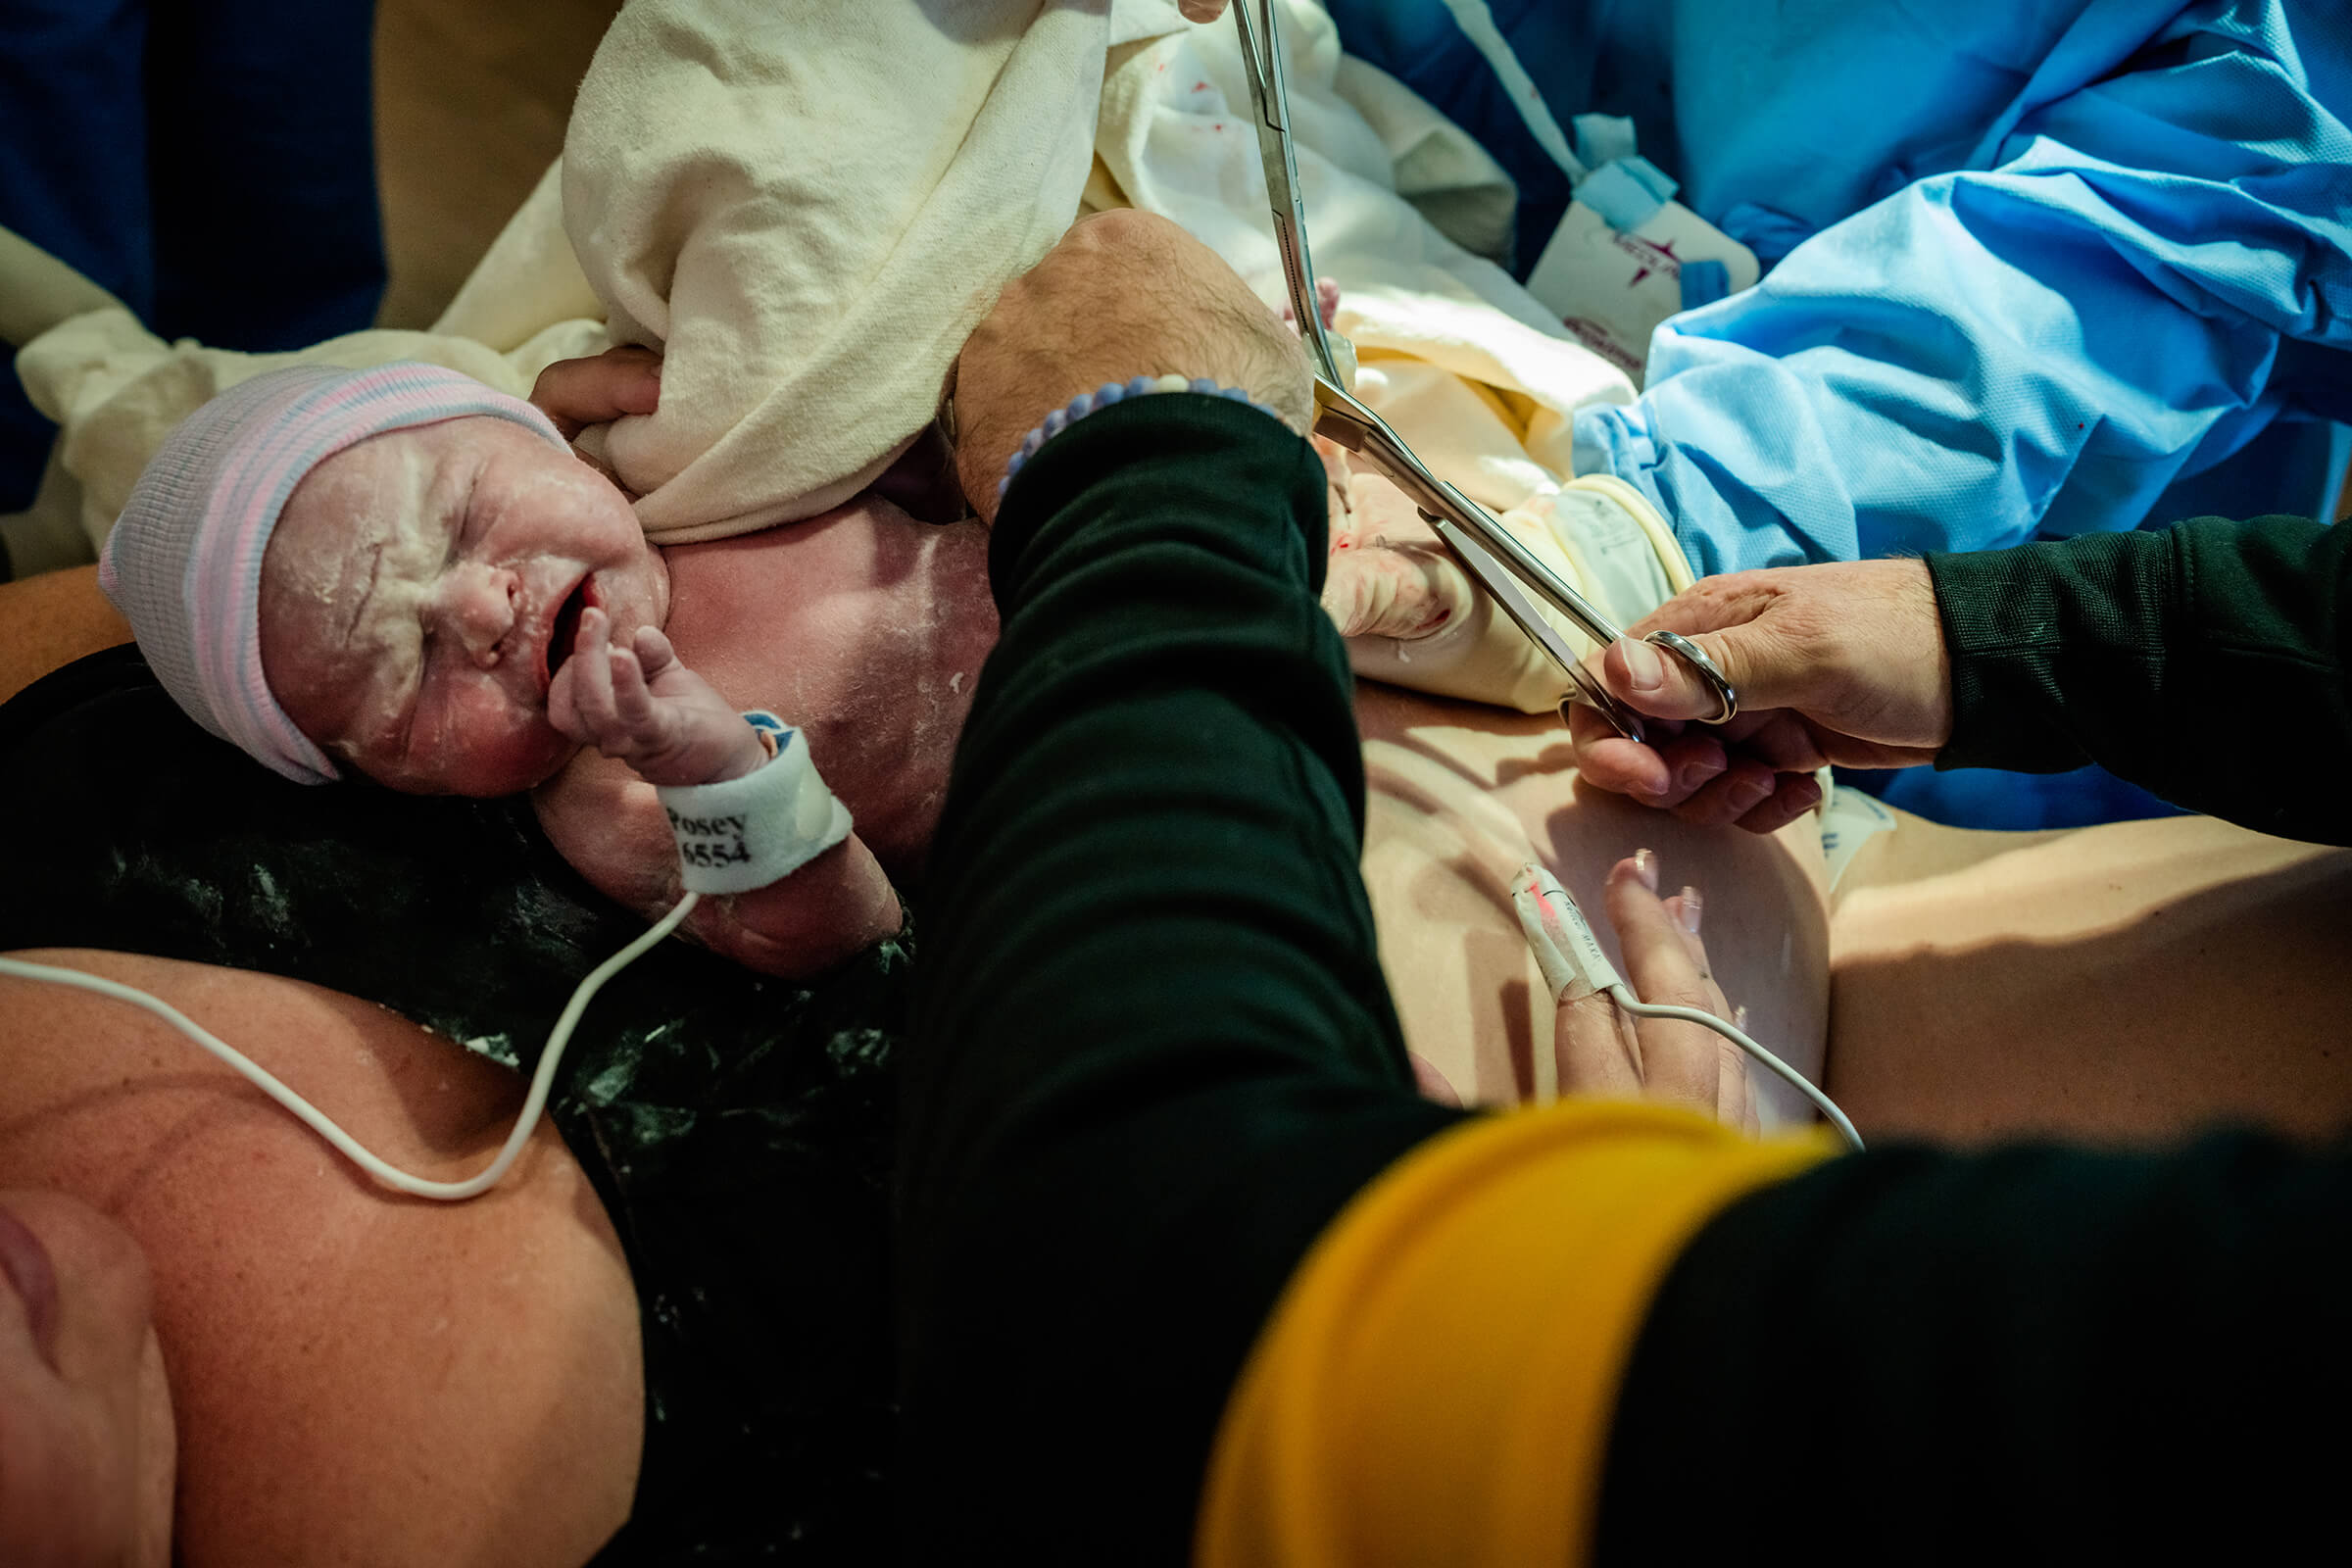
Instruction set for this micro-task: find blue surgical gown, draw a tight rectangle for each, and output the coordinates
[1329,0,2352,575]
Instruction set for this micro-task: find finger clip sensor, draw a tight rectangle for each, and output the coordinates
[1513,863,1623,1001]
[1509,861,1865,1152]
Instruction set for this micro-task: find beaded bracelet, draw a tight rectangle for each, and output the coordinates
[1000,374,1295,500]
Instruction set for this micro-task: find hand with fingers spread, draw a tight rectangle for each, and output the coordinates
[1567,558,1952,833]
[1528,852,1758,1135]
[547,607,769,789]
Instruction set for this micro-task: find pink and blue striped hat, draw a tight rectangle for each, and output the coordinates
[97,363,568,784]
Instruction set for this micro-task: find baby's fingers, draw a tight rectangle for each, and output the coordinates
[605,642,661,738]
[564,606,619,733]
[631,624,681,683]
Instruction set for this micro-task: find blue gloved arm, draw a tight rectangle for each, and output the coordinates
[1574,0,2352,576]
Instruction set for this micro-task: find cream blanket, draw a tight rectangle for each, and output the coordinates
[4,0,1107,564]
[7,0,1673,699]
[563,0,1106,541]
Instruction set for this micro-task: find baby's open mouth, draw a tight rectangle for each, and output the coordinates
[545,575,598,683]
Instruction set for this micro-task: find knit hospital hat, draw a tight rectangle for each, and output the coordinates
[98,363,569,784]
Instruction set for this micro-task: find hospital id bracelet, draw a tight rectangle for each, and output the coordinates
[1000,374,1294,500]
[656,710,853,895]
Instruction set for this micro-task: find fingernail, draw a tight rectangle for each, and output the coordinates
[1732,1004,1748,1032]
[1618,636,1665,695]
[1632,848,1658,890]
[1678,886,1702,935]
[1732,775,1776,810]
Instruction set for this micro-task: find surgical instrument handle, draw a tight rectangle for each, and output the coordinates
[1233,0,1346,390]
[1232,0,1739,738]
[1311,382,1622,648]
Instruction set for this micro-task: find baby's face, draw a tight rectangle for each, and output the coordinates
[259,416,670,796]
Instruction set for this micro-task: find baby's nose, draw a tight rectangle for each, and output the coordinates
[433,564,519,667]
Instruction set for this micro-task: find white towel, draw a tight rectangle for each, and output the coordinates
[562,0,1109,543]
[7,0,1108,563]
[10,0,1652,610]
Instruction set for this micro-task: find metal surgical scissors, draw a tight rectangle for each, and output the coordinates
[1230,0,1738,741]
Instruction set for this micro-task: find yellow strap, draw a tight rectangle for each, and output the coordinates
[1197,1101,1832,1568]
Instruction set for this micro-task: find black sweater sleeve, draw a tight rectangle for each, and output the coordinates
[896,398,1464,1564]
[1600,1133,2352,1561]
[1927,514,2352,843]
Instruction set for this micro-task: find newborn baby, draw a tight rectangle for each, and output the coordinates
[100,362,997,977]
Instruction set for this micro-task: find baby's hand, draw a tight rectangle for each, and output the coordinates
[1320,460,1456,640]
[1279,276,1343,336]
[548,607,768,787]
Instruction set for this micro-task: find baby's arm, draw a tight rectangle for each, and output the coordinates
[541,608,901,977]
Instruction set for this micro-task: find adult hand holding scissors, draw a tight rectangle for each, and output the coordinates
[1568,559,1954,832]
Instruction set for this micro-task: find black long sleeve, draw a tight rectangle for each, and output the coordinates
[1928,514,2352,842]
[900,411,2352,1567]
[896,398,1463,1563]
[1605,515,2352,1556]
[1600,1133,2352,1561]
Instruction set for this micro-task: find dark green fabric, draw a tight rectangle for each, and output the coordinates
[0,646,904,1563]
[1608,514,2352,1557]
[1927,514,2352,843]
[897,396,1465,1564]
[899,408,2352,1568]
[1600,1131,2352,1560]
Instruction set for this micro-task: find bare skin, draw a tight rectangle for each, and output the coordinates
[0,565,130,706]
[258,414,672,799]
[0,1188,172,1567]
[1353,680,1830,1125]
[0,950,642,1566]
[1827,807,2352,1146]
[254,406,996,977]
[1365,678,2352,1146]
[1552,542,2352,1138]
[7,443,2349,1568]
[1566,558,1949,832]
[534,495,1000,973]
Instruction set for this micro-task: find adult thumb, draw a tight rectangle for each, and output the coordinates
[1600,630,1772,722]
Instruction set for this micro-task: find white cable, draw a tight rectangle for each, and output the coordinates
[1517,863,1865,1152]
[1610,986,1866,1152]
[0,891,701,1200]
